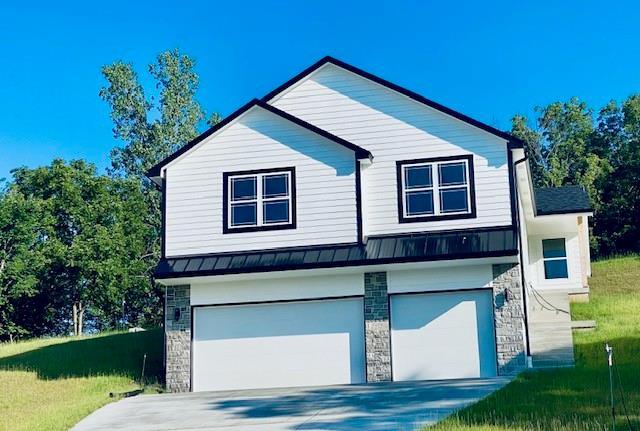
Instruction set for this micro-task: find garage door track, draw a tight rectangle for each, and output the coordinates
[73,378,510,431]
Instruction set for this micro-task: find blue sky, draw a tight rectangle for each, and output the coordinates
[1,1,639,180]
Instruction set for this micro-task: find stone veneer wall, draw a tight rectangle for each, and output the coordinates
[364,272,392,382]
[165,285,191,392]
[492,263,527,375]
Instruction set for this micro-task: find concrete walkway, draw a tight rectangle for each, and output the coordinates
[528,289,576,368]
[73,378,510,431]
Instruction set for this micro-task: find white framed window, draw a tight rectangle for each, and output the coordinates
[223,167,296,233]
[542,238,569,279]
[397,156,475,222]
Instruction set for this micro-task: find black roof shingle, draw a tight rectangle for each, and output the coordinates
[534,186,592,216]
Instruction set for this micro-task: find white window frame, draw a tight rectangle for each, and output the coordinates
[400,158,472,219]
[227,170,293,229]
[541,238,569,280]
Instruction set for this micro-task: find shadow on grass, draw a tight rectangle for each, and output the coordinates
[0,329,163,382]
[432,337,640,430]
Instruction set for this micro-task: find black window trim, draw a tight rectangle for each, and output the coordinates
[396,155,477,223]
[222,166,297,234]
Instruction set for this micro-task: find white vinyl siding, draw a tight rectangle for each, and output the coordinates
[165,107,357,256]
[387,265,493,294]
[190,272,364,306]
[271,64,512,236]
[528,233,583,290]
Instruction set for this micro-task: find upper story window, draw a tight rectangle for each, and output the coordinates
[396,155,476,223]
[223,167,296,234]
[542,238,568,279]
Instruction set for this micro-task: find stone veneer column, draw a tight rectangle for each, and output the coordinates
[165,285,191,392]
[364,272,392,382]
[492,264,527,375]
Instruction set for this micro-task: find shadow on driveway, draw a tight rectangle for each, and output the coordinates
[73,378,510,431]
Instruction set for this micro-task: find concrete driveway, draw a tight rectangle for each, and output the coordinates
[73,378,510,431]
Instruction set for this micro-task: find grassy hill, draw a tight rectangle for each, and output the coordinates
[429,255,640,430]
[1,255,638,431]
[0,329,162,431]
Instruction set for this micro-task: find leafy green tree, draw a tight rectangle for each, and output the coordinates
[5,160,154,337]
[595,95,640,254]
[98,49,218,330]
[100,49,217,180]
[537,97,594,187]
[0,185,49,341]
[511,114,545,188]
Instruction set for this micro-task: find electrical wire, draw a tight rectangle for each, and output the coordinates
[528,282,570,315]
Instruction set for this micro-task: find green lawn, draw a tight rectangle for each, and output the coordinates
[0,329,163,431]
[429,255,640,430]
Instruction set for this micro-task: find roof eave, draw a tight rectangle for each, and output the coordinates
[536,210,594,217]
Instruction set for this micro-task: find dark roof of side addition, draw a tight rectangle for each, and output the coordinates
[262,56,525,149]
[154,226,518,279]
[534,186,593,215]
[145,99,372,178]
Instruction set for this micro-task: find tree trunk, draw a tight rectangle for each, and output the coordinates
[78,304,84,336]
[72,301,85,336]
[72,302,78,336]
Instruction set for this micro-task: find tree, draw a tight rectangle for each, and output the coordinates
[100,49,215,180]
[99,49,218,330]
[4,160,153,338]
[594,95,640,254]
[511,114,545,187]
[0,185,48,341]
[537,98,594,187]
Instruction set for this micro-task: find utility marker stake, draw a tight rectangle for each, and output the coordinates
[140,353,147,388]
[606,342,615,431]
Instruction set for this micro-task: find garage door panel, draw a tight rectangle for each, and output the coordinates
[193,298,365,392]
[390,290,496,381]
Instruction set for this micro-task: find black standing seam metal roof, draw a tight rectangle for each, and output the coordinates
[534,186,592,216]
[154,227,518,279]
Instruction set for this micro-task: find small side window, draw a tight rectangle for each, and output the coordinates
[542,238,568,279]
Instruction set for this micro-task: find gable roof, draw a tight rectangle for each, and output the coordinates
[534,186,592,215]
[145,99,372,179]
[262,56,524,148]
[154,226,518,279]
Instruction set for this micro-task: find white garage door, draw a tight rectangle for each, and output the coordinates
[192,297,365,392]
[390,289,497,381]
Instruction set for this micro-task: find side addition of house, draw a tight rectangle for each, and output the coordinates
[147,57,593,393]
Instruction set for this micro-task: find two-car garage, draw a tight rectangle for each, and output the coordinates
[190,274,498,392]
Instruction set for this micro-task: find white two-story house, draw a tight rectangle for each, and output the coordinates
[147,57,593,393]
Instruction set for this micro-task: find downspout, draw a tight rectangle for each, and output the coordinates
[513,154,532,361]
